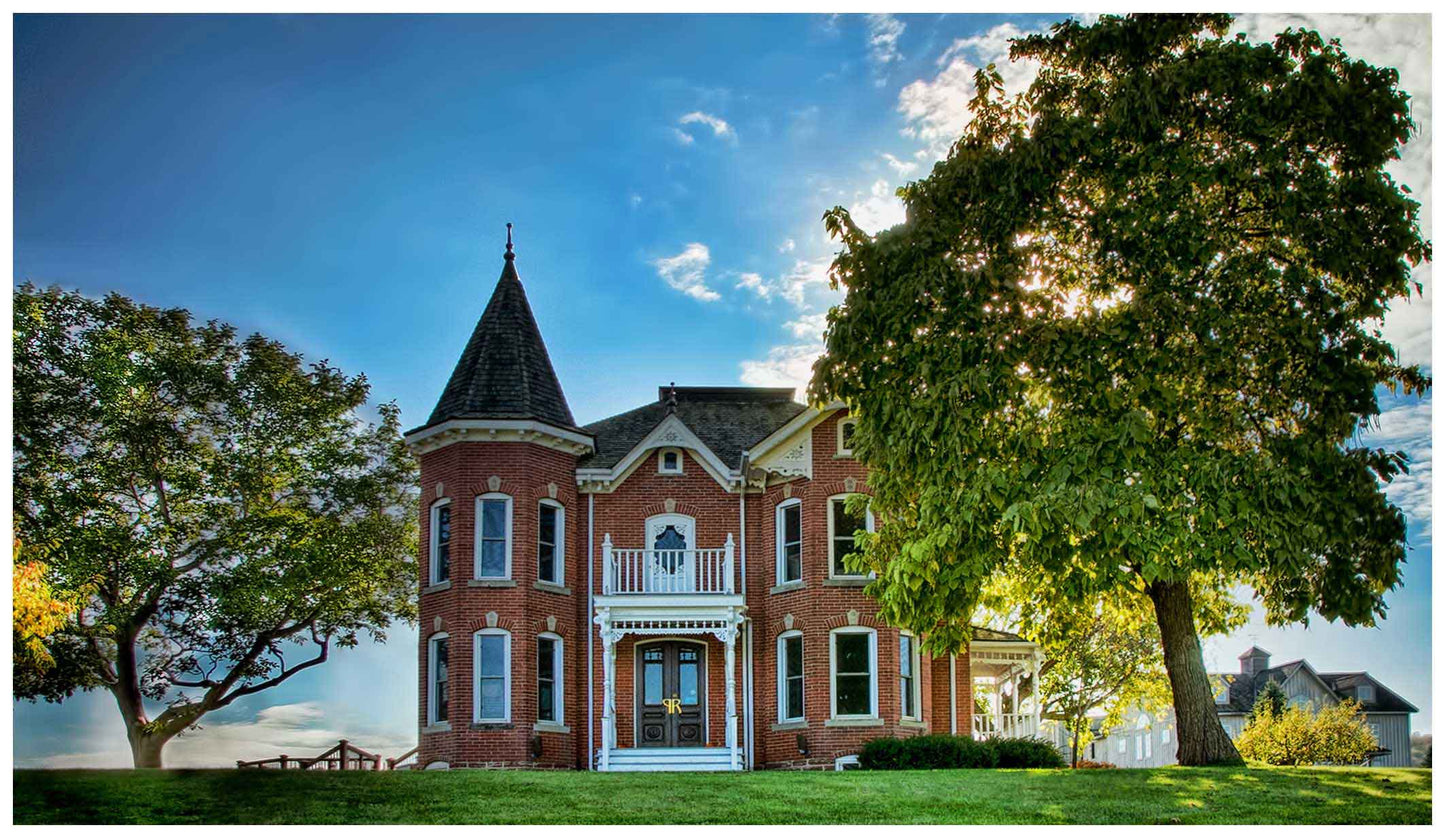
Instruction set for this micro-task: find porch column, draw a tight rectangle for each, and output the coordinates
[598,616,619,771]
[1028,653,1040,737]
[723,624,739,769]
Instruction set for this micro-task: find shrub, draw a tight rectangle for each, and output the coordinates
[859,734,1064,770]
[1071,759,1117,769]
[1235,699,1376,766]
[990,737,1067,769]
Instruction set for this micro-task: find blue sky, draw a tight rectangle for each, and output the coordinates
[12,13,1432,766]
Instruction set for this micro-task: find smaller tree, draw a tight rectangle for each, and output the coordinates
[1236,699,1375,765]
[1249,680,1288,724]
[12,537,82,676]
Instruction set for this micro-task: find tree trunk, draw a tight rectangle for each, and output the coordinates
[1146,578,1243,766]
[128,731,169,769]
[1070,717,1082,768]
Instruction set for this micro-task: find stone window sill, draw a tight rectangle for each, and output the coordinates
[470,722,515,730]
[900,719,927,729]
[533,721,572,734]
[423,722,452,734]
[534,580,572,595]
[422,581,452,594]
[771,720,809,732]
[826,717,884,728]
[468,579,517,588]
[769,580,805,595]
[823,577,870,587]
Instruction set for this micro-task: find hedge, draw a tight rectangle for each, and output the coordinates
[858,735,1065,770]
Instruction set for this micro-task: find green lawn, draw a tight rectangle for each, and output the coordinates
[12,766,1431,825]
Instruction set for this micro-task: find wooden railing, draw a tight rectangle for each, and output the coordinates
[602,534,735,595]
[387,746,419,771]
[237,739,390,771]
[971,713,1040,740]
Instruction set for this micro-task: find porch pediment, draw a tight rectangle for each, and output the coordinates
[577,413,737,493]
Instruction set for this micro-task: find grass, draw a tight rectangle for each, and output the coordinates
[12,765,1431,825]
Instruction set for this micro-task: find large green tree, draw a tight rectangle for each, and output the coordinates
[813,14,1428,765]
[13,285,417,768]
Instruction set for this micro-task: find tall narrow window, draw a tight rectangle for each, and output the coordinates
[429,500,451,585]
[838,418,858,456]
[899,633,918,719]
[474,629,511,723]
[778,631,804,722]
[831,628,877,719]
[538,501,563,585]
[776,499,802,584]
[427,633,449,725]
[537,634,562,724]
[828,495,872,578]
[476,494,511,579]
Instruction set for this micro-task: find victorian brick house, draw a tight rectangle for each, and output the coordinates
[404,233,1042,771]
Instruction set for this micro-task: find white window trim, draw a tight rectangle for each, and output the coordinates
[827,493,875,579]
[473,628,511,724]
[429,498,451,586]
[899,631,922,720]
[829,626,879,720]
[537,499,564,586]
[426,632,449,726]
[657,447,684,474]
[537,632,564,725]
[1117,738,1127,755]
[474,493,513,580]
[1161,727,1171,744]
[837,417,858,457]
[775,498,802,585]
[777,630,804,723]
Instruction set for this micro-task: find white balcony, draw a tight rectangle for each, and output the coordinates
[972,712,1040,740]
[601,534,735,596]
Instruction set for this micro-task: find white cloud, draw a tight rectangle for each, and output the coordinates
[739,342,826,393]
[849,178,907,234]
[735,271,771,300]
[898,22,1043,161]
[779,238,796,253]
[785,311,830,341]
[629,192,643,208]
[678,111,737,143]
[1362,398,1432,530]
[881,152,919,177]
[866,14,906,86]
[653,243,720,302]
[671,127,695,146]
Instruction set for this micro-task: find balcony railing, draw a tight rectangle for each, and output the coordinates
[602,533,735,595]
[972,713,1040,740]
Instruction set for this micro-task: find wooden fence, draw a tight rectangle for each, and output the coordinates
[237,739,412,771]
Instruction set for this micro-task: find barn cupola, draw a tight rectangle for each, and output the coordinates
[1239,645,1272,677]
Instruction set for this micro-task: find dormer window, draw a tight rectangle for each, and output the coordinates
[1357,684,1374,703]
[658,448,683,475]
[837,418,858,457]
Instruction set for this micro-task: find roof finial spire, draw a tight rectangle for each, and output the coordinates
[504,222,515,262]
[666,382,677,413]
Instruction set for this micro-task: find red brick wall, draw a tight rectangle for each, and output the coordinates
[416,411,980,771]
[415,440,584,769]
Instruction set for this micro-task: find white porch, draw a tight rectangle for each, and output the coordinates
[593,600,746,772]
[970,640,1044,740]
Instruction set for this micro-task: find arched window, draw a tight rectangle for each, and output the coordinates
[837,418,858,457]
[775,498,802,585]
[473,628,511,723]
[830,626,878,720]
[537,500,564,586]
[657,448,683,474]
[475,493,513,580]
[426,633,449,726]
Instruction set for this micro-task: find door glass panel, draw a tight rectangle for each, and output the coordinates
[679,660,699,705]
[643,647,663,705]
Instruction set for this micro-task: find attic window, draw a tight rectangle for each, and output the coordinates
[837,418,858,457]
[658,448,683,475]
[1357,684,1374,703]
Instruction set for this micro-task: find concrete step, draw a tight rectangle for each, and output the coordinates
[600,748,738,772]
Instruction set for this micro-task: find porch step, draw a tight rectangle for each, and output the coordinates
[601,747,737,772]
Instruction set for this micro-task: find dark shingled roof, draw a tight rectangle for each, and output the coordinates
[971,627,1031,643]
[423,246,578,432]
[579,386,807,470]
[1213,659,1418,715]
